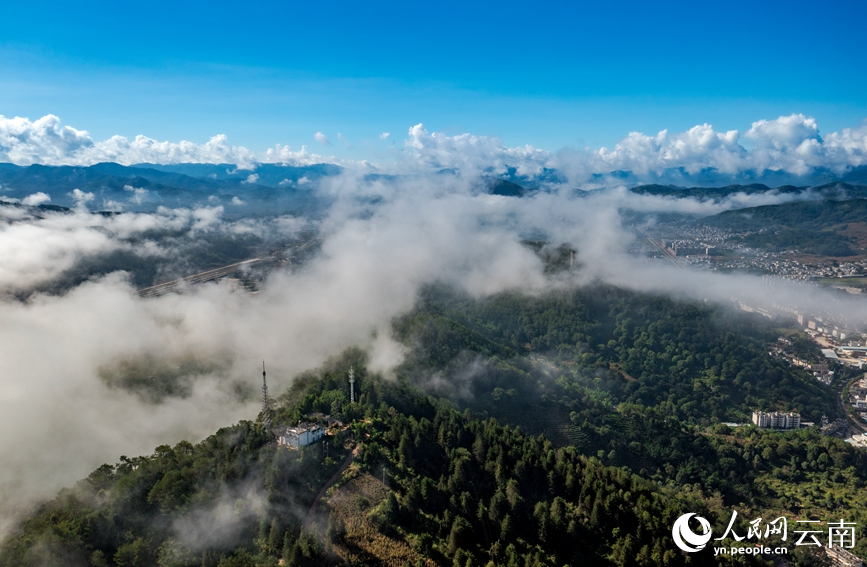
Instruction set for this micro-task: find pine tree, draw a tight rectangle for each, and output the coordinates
[268,517,282,555]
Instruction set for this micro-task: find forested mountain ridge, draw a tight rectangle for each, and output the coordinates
[1,285,859,566]
[3,361,862,566]
[395,285,835,425]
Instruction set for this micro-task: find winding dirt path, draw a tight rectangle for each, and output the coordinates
[304,445,359,526]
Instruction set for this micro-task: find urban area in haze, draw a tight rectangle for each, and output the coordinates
[1,2,867,567]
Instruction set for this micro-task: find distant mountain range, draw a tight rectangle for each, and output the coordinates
[0,163,340,215]
[0,163,537,215]
[629,181,867,201]
[2,162,867,217]
[584,164,867,190]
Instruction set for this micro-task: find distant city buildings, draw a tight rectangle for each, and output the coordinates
[846,377,867,423]
[769,337,835,383]
[823,418,851,438]
[790,357,829,373]
[846,433,867,449]
[752,410,801,429]
[840,346,867,358]
[851,377,867,398]
[668,245,716,257]
[822,349,841,360]
[748,304,867,369]
[639,219,867,286]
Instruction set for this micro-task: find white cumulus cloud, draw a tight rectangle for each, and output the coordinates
[71,188,95,206]
[401,115,867,185]
[124,185,150,205]
[593,124,745,175]
[2,113,867,186]
[404,123,552,178]
[0,115,257,169]
[262,144,325,167]
[585,114,867,180]
[22,192,51,206]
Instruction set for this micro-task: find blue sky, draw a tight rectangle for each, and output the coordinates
[0,0,865,162]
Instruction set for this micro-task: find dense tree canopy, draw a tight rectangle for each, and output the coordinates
[2,285,856,566]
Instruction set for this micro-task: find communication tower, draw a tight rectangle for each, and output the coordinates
[261,361,271,430]
[349,367,355,403]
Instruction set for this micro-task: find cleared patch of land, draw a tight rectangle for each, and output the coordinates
[326,471,436,567]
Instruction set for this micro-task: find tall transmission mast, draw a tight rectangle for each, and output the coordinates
[348,367,355,403]
[261,361,271,430]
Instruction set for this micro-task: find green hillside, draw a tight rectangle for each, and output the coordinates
[705,198,867,230]
[2,286,859,567]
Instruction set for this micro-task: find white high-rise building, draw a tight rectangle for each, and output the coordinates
[752,410,801,429]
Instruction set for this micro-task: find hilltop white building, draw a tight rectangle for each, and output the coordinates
[273,423,325,449]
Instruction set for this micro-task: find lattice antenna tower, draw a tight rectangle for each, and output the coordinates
[261,361,272,430]
[348,366,355,403]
